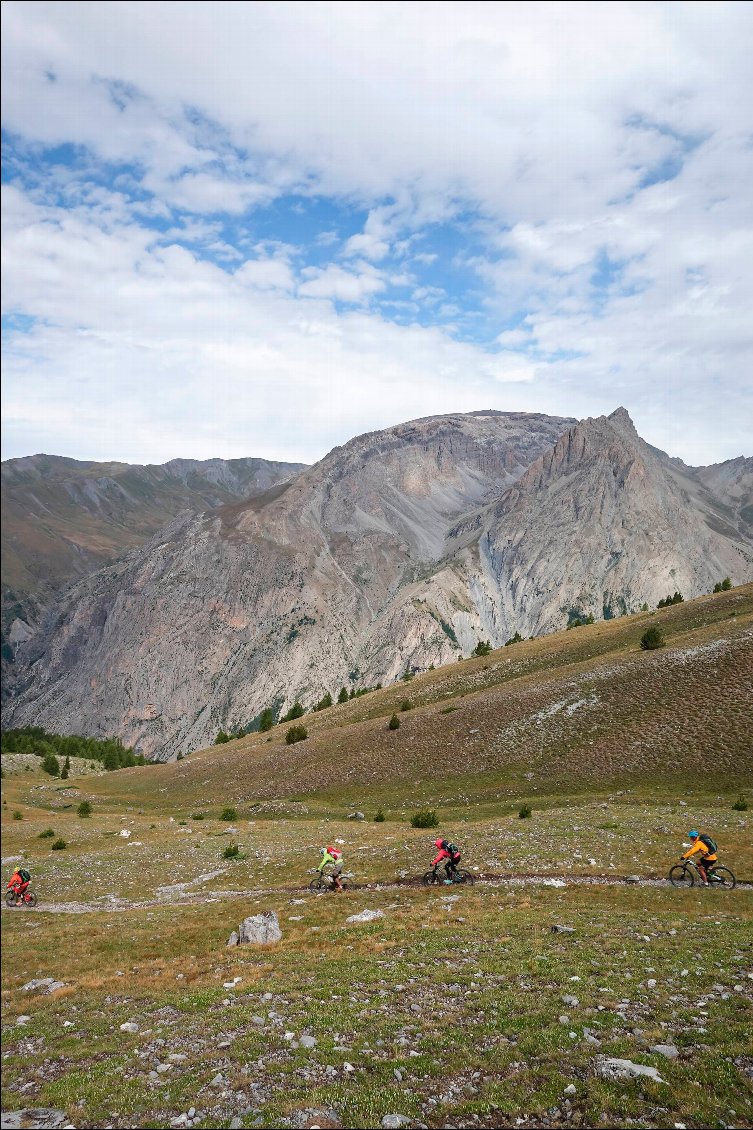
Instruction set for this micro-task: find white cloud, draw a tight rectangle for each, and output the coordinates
[1,2,752,465]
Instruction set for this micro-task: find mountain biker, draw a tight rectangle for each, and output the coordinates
[317,845,344,891]
[432,839,461,883]
[7,867,31,901]
[682,831,718,885]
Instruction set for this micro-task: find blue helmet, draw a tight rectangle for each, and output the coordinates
[688,830,699,838]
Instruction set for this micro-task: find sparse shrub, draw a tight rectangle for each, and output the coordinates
[215,731,230,745]
[374,808,386,822]
[567,614,595,630]
[63,755,71,772]
[77,800,93,818]
[505,632,523,646]
[223,841,241,859]
[388,714,400,730]
[401,667,415,682]
[411,809,439,829]
[518,803,533,819]
[281,702,305,722]
[42,753,60,777]
[176,752,184,760]
[313,691,333,712]
[220,806,238,822]
[191,813,205,820]
[12,810,23,820]
[51,838,67,850]
[38,828,55,839]
[732,795,748,811]
[337,687,349,704]
[713,577,732,593]
[399,699,412,712]
[285,725,308,745]
[178,820,187,826]
[640,602,649,612]
[640,626,666,650]
[61,767,69,779]
[472,639,492,657]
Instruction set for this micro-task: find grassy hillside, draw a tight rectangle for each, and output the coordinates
[1,584,751,1129]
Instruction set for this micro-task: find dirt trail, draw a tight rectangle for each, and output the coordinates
[3,871,748,913]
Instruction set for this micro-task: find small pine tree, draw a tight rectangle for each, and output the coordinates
[732,795,748,811]
[399,699,412,712]
[505,632,523,646]
[51,838,67,850]
[285,724,308,745]
[41,753,60,777]
[77,800,93,818]
[374,808,386,822]
[223,841,241,859]
[282,702,304,722]
[221,806,238,822]
[401,667,414,682]
[640,602,649,612]
[61,767,69,779]
[640,626,666,650]
[472,639,492,657]
[518,803,532,819]
[215,731,230,744]
[337,687,349,703]
[258,707,275,732]
[388,714,400,730]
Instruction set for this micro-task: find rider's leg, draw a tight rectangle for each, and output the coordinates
[698,858,710,885]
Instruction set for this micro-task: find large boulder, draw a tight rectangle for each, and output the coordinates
[228,911,282,946]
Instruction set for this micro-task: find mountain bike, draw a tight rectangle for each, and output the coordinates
[5,889,38,907]
[668,859,736,889]
[309,871,347,892]
[422,866,475,887]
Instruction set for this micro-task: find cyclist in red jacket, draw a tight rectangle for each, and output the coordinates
[432,839,461,882]
[7,867,31,898]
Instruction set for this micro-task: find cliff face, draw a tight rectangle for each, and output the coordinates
[5,409,751,760]
[1,454,307,672]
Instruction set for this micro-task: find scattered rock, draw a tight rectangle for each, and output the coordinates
[561,994,579,1007]
[0,1112,70,1129]
[21,979,66,995]
[650,1044,679,1059]
[119,1022,139,1033]
[16,1016,31,1026]
[595,1056,666,1084]
[347,812,366,821]
[550,925,575,934]
[299,1034,317,1049]
[346,909,385,924]
[563,1084,577,1095]
[624,875,641,884]
[381,1117,412,1130]
[228,912,282,946]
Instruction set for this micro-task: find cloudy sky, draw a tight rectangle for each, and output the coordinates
[2,1,751,466]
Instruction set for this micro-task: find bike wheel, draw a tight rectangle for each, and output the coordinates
[5,890,18,907]
[423,870,440,886]
[309,875,329,891]
[708,867,736,890]
[668,864,694,888]
[26,892,38,907]
[455,870,475,886]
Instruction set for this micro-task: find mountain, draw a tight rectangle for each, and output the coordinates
[4,409,752,760]
[1,453,307,672]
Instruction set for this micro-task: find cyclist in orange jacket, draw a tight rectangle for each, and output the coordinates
[682,831,718,885]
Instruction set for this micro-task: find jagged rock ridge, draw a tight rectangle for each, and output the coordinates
[5,409,752,759]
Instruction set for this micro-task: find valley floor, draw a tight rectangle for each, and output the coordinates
[2,774,751,1130]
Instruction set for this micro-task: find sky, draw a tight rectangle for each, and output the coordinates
[2,1,752,467]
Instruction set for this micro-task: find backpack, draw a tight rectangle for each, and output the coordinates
[446,843,460,859]
[699,834,717,854]
[18,869,31,883]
